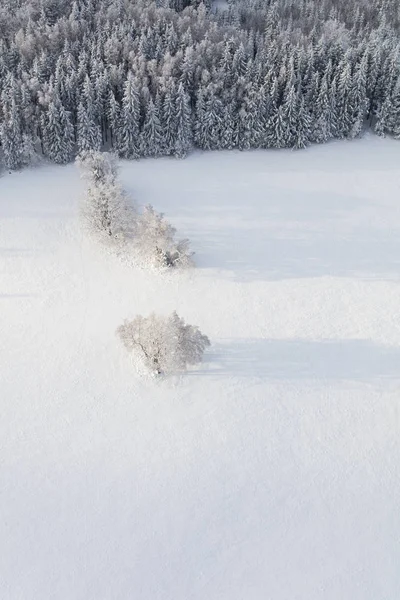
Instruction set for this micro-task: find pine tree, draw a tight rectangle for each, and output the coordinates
[180,46,196,98]
[313,71,333,143]
[161,79,178,155]
[174,82,192,158]
[389,76,400,138]
[238,83,264,150]
[141,98,162,158]
[0,99,24,170]
[275,85,299,148]
[262,75,279,148]
[348,59,369,139]
[232,43,247,78]
[375,75,400,138]
[200,85,224,150]
[335,59,354,139]
[119,73,141,159]
[108,90,121,152]
[193,85,207,149]
[293,96,312,150]
[77,100,102,152]
[42,94,75,164]
[220,94,235,150]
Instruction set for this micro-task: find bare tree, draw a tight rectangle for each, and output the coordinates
[117,311,210,375]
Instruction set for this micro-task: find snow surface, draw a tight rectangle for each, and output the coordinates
[1,136,400,600]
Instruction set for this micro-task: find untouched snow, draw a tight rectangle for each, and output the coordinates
[1,136,400,600]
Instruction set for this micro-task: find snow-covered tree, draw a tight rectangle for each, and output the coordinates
[117,311,210,375]
[77,150,135,241]
[42,94,75,164]
[161,79,178,155]
[77,100,102,153]
[119,73,141,159]
[135,204,193,268]
[108,90,121,151]
[141,97,162,157]
[0,99,24,171]
[197,84,224,150]
[174,82,192,158]
[375,74,400,138]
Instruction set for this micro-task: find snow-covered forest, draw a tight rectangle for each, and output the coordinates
[0,0,399,169]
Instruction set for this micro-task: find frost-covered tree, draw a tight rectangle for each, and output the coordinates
[135,204,193,268]
[42,94,75,164]
[77,150,135,241]
[293,96,312,150]
[0,99,24,170]
[117,311,210,375]
[141,97,162,157]
[197,84,224,150]
[174,82,192,158]
[77,100,102,152]
[375,74,400,138]
[161,79,178,155]
[108,90,121,150]
[119,73,141,159]
[335,60,355,139]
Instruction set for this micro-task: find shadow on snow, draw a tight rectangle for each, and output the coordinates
[195,338,400,381]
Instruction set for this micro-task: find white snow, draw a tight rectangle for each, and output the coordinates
[1,136,400,600]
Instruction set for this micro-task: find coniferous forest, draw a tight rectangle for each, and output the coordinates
[0,0,399,170]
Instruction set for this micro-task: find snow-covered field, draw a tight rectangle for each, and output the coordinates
[1,136,400,600]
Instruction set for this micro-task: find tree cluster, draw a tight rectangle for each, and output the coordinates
[0,0,399,170]
[78,150,193,268]
[77,151,200,375]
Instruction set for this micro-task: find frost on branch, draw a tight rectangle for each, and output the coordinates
[117,312,210,375]
[77,150,135,242]
[135,204,193,268]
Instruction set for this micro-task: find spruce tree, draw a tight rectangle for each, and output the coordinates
[0,99,24,170]
[119,73,141,159]
[174,82,192,158]
[141,98,162,157]
[335,60,354,139]
[201,85,223,150]
[108,90,121,152]
[77,100,102,152]
[42,94,75,164]
[162,79,178,155]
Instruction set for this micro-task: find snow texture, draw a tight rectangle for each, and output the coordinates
[1,136,400,600]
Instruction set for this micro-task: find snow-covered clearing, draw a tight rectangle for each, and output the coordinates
[1,136,400,600]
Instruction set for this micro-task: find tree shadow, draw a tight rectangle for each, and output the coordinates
[196,338,400,381]
[125,159,400,282]
[191,231,400,282]
[170,186,400,282]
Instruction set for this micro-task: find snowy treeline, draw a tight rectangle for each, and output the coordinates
[78,151,193,268]
[1,0,400,170]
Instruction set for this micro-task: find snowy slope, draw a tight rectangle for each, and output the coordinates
[1,136,400,600]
